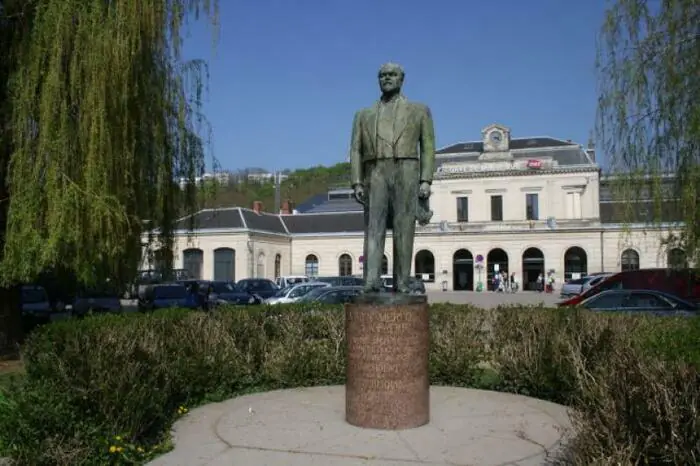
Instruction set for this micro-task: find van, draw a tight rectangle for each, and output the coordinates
[559,268,700,306]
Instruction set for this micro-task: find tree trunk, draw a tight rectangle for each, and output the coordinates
[0,284,22,358]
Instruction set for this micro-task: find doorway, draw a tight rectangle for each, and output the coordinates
[486,248,509,291]
[452,249,474,291]
[521,248,545,291]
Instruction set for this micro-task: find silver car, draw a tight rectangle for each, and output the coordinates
[265,282,330,305]
[560,273,613,298]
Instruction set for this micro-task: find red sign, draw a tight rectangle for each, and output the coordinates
[526,159,543,169]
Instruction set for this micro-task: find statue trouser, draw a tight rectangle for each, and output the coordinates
[363,158,419,293]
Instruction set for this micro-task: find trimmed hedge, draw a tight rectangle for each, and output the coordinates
[0,303,699,465]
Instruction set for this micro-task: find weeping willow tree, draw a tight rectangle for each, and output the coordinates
[596,0,700,264]
[0,0,218,349]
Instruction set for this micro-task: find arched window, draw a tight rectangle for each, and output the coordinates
[305,254,319,277]
[213,248,235,282]
[621,249,639,272]
[338,254,353,276]
[414,250,435,282]
[256,252,265,278]
[668,248,688,269]
[183,248,203,280]
[274,254,281,278]
[564,246,588,281]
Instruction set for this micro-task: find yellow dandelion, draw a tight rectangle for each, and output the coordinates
[109,446,117,453]
[115,435,122,441]
[116,446,124,453]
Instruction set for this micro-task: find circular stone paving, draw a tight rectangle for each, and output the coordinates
[148,385,573,466]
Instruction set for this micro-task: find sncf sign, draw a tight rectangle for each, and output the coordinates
[526,159,543,169]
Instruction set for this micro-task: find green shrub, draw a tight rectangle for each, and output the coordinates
[0,304,698,465]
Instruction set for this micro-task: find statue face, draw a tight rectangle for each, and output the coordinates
[378,67,403,94]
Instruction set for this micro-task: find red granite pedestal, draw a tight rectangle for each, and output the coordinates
[345,293,430,430]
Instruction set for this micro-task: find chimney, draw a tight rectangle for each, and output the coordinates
[586,138,596,162]
[252,201,263,214]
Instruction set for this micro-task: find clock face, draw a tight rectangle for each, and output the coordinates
[490,131,503,143]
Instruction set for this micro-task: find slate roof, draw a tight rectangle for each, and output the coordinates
[435,144,593,171]
[281,212,364,234]
[175,208,244,231]
[436,137,577,155]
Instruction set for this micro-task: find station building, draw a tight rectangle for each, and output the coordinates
[150,124,688,291]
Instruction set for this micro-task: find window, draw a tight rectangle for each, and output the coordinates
[526,193,539,220]
[338,254,353,276]
[256,253,265,278]
[305,254,319,277]
[624,292,672,310]
[213,248,235,282]
[586,292,626,309]
[274,254,281,278]
[621,249,639,272]
[183,248,203,280]
[566,192,582,219]
[456,197,469,222]
[490,195,503,221]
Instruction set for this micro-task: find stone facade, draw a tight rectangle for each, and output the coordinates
[147,124,687,291]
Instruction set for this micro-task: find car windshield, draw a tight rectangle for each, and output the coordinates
[272,286,292,297]
[153,285,187,299]
[298,287,329,301]
[211,282,237,294]
[22,287,48,304]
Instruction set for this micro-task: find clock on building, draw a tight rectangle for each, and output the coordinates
[490,131,503,144]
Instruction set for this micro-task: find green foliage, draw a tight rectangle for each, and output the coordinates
[1,0,219,287]
[199,162,351,212]
[596,0,700,262]
[0,304,699,465]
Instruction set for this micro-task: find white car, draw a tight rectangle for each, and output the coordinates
[275,275,309,289]
[266,282,330,305]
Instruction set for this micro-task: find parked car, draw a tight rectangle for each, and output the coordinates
[21,285,52,321]
[138,283,198,311]
[577,289,697,316]
[207,281,262,307]
[559,268,700,307]
[72,288,122,317]
[275,275,309,289]
[265,282,331,305]
[236,279,279,300]
[179,279,212,309]
[297,286,363,304]
[315,276,365,287]
[560,274,613,298]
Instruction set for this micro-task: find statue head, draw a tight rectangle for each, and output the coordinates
[378,62,404,96]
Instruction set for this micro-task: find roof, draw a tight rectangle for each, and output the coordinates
[436,137,577,155]
[175,208,287,234]
[435,144,594,172]
[281,212,364,234]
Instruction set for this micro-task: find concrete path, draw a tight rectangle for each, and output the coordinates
[148,386,572,466]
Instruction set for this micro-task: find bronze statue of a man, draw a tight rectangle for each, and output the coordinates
[349,62,436,294]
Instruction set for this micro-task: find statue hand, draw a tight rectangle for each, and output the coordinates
[353,184,366,205]
[418,181,431,199]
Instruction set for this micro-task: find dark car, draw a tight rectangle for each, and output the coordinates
[139,283,198,311]
[21,285,52,321]
[236,279,279,300]
[578,289,697,316]
[315,276,365,287]
[559,268,700,307]
[297,286,363,304]
[178,279,212,309]
[207,281,262,307]
[73,288,122,317]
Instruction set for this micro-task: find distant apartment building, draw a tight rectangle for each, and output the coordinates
[178,171,231,189]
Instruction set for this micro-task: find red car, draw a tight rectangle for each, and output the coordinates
[558,268,700,307]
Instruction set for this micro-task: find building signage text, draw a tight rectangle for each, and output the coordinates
[436,159,549,174]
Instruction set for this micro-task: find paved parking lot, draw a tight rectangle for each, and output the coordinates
[427,290,562,308]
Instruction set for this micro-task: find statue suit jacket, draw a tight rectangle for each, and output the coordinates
[349,95,436,188]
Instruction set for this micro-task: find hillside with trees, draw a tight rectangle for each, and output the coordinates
[195,162,351,213]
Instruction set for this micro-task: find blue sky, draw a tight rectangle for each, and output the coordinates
[183,0,608,172]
